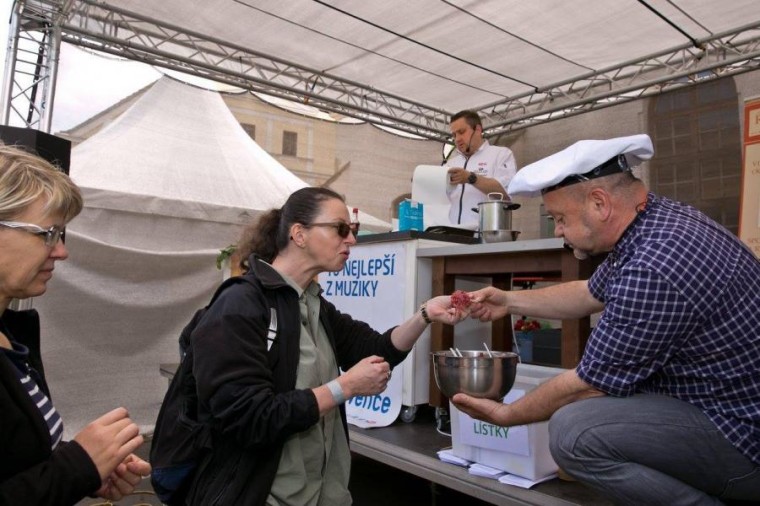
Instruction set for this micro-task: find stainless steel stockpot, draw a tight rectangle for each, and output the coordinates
[473,192,520,232]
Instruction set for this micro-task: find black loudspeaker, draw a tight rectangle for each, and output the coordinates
[0,126,71,175]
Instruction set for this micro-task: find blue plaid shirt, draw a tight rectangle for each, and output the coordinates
[579,192,760,465]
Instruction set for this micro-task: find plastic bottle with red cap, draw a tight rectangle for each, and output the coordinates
[352,207,360,235]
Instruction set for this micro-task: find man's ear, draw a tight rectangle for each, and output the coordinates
[588,187,612,221]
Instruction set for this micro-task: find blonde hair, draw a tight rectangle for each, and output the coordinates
[0,143,83,222]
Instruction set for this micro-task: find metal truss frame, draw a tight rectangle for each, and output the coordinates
[3,0,760,142]
[54,0,453,140]
[0,0,71,132]
[478,22,760,137]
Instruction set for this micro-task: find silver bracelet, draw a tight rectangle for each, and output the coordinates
[327,379,346,404]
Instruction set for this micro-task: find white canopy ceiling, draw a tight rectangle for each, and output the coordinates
[108,0,757,109]
[7,0,760,139]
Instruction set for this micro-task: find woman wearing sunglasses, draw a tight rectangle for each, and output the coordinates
[0,145,151,505]
[183,187,463,505]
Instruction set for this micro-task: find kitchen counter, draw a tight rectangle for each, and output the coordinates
[357,229,478,245]
[416,237,565,256]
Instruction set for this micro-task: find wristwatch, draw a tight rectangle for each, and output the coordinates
[467,172,478,184]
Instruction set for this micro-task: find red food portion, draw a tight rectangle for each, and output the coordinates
[450,290,472,311]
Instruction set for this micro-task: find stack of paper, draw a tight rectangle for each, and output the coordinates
[438,447,558,489]
[468,463,506,479]
[498,472,558,489]
[437,449,472,467]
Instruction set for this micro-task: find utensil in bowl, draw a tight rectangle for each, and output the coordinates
[449,346,462,357]
[431,350,519,400]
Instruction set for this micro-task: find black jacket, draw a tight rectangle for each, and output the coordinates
[185,257,409,505]
[0,309,101,506]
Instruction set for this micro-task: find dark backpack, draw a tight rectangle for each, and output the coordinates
[149,275,278,505]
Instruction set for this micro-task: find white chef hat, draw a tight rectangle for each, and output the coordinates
[507,134,654,198]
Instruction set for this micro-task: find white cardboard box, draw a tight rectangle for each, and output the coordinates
[450,363,565,480]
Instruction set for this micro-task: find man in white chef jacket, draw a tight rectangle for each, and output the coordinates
[444,110,517,227]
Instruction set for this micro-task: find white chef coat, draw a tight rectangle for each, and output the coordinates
[445,140,517,227]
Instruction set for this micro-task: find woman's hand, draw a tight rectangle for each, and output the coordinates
[340,355,391,398]
[95,454,152,501]
[73,407,144,482]
[425,295,469,324]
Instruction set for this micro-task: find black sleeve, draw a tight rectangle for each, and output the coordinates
[0,440,101,506]
[320,297,409,371]
[192,284,320,449]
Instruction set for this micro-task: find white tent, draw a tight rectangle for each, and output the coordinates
[35,77,388,436]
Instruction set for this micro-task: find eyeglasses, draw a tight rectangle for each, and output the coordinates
[306,221,358,238]
[0,221,64,247]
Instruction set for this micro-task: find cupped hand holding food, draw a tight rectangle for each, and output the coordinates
[427,294,468,324]
[341,355,391,397]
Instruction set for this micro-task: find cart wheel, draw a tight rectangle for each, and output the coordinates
[400,405,418,423]
[435,406,450,434]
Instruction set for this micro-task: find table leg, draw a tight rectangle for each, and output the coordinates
[429,258,455,408]
[560,251,596,367]
[491,274,513,352]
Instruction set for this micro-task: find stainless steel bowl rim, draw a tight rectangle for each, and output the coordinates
[431,350,519,400]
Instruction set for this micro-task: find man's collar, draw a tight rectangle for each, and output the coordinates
[458,139,489,156]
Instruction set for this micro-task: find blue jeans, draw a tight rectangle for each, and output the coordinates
[549,394,760,505]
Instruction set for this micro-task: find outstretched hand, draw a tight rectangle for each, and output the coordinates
[450,393,507,426]
[425,295,470,324]
[467,287,510,322]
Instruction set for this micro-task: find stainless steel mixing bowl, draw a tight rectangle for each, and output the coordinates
[480,230,520,243]
[431,350,519,400]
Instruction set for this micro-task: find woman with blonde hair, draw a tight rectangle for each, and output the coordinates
[0,144,150,505]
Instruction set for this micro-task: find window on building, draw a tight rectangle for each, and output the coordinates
[282,131,298,156]
[648,77,741,233]
[241,123,256,140]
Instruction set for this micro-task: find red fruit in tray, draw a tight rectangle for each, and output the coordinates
[450,290,472,311]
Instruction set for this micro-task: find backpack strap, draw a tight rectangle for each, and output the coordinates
[180,274,280,356]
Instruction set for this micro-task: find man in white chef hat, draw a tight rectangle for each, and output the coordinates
[451,134,760,504]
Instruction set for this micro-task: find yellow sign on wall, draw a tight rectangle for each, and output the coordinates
[740,99,760,258]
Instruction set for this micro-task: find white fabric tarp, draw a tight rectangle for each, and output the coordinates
[34,77,387,436]
[100,0,760,112]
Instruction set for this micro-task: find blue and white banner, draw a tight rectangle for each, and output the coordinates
[321,242,408,428]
